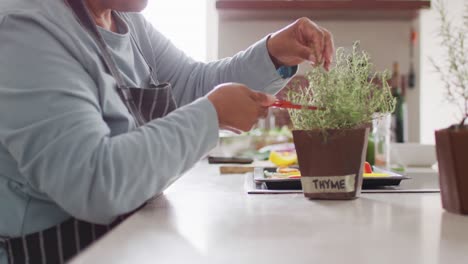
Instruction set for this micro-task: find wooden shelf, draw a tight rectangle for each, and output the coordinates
[216,0,431,10]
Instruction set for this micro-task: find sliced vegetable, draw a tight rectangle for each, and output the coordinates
[269,151,298,167]
[363,173,390,178]
[364,162,373,174]
[277,167,300,174]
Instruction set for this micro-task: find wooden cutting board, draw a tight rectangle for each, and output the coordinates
[219,161,274,174]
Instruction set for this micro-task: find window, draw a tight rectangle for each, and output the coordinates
[142,1,207,62]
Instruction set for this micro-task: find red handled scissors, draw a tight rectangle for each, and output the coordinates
[270,100,323,111]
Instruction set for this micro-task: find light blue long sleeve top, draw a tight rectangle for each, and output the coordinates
[0,0,295,261]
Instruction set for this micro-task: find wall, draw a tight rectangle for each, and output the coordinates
[141,1,464,144]
[211,10,421,142]
[419,0,465,144]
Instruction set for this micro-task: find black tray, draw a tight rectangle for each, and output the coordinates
[253,167,410,190]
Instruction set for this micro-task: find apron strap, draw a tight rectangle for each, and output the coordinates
[65,0,146,126]
[2,218,117,264]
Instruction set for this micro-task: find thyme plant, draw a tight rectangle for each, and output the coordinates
[431,0,468,127]
[288,42,395,131]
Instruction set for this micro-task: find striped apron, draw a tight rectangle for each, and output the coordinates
[0,0,177,263]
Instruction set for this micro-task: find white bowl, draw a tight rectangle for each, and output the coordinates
[390,143,437,167]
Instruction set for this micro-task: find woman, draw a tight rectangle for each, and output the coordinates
[0,0,333,262]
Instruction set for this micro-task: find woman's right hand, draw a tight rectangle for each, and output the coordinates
[207,83,276,133]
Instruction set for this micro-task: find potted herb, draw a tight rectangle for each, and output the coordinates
[288,43,395,200]
[432,0,468,214]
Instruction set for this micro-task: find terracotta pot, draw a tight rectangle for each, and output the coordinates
[292,127,370,200]
[435,127,468,214]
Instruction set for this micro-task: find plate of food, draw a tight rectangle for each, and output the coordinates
[253,163,410,190]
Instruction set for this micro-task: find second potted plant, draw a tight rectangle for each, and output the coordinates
[432,0,468,215]
[288,43,395,200]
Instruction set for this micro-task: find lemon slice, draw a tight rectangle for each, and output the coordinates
[269,151,298,167]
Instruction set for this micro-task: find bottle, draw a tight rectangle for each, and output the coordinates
[366,132,375,166]
[408,28,417,89]
[391,62,405,143]
[391,62,400,90]
[400,75,408,142]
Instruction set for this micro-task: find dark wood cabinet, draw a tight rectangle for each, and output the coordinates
[216,0,431,10]
[216,0,431,20]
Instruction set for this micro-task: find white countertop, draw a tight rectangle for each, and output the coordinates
[71,161,468,264]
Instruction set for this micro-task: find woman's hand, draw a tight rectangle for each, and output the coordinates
[207,83,276,133]
[267,17,335,70]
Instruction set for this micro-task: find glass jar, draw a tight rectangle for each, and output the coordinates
[372,114,392,169]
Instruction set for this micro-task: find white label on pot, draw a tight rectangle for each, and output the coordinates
[301,175,356,193]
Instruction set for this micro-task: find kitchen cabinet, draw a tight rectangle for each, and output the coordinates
[216,0,431,20]
[216,0,431,10]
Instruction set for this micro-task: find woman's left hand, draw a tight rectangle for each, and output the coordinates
[267,17,335,71]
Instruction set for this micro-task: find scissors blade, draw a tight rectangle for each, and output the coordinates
[271,100,321,111]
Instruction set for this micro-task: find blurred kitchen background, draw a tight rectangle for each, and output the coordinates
[142,0,463,165]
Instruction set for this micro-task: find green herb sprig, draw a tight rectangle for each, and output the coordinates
[287,42,395,131]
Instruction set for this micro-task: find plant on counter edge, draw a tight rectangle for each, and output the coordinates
[431,0,468,215]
